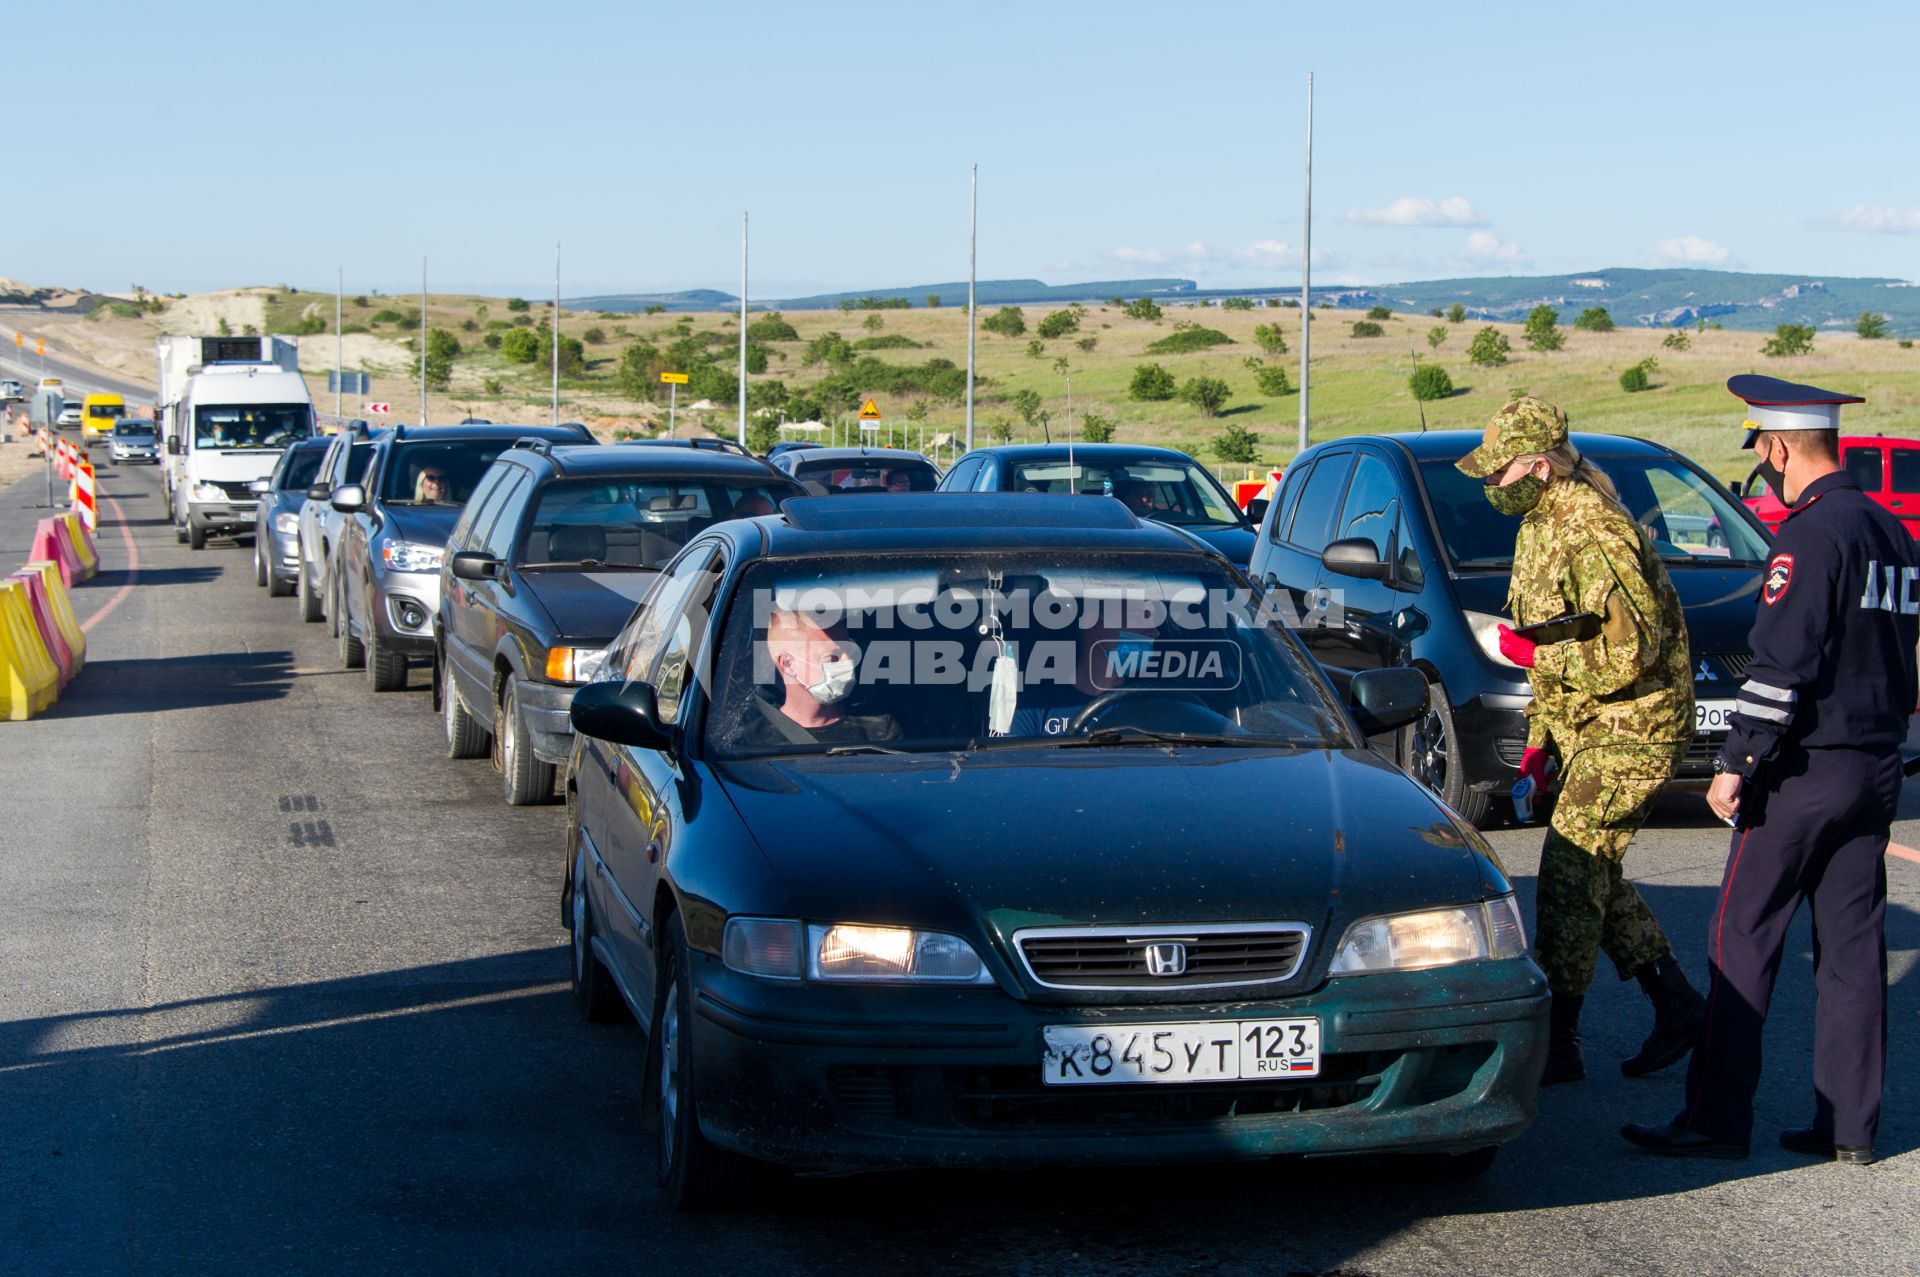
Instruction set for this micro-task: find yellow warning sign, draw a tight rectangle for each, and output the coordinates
[660,371,689,384]
[858,398,882,420]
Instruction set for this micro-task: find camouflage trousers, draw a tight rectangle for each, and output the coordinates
[1532,743,1680,997]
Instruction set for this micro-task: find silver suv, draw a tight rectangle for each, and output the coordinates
[295,423,377,626]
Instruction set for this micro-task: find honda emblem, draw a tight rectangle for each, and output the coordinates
[1143,942,1188,977]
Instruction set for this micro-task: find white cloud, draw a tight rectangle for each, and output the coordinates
[1183,241,1211,260]
[1816,203,1920,234]
[1651,234,1737,266]
[1110,245,1167,265]
[1346,196,1488,228]
[1230,238,1295,268]
[1461,231,1529,267]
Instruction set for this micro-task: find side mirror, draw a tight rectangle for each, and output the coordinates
[450,551,501,581]
[1349,668,1428,736]
[569,679,673,751]
[1322,536,1390,581]
[330,484,366,513]
[166,437,182,456]
[1244,496,1270,525]
[248,478,271,495]
[306,482,332,501]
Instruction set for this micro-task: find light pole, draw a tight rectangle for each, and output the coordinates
[964,163,977,453]
[419,257,427,429]
[552,242,561,428]
[1298,72,1313,455]
[335,266,343,421]
[737,212,749,449]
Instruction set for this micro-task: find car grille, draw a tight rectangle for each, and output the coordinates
[1014,923,1309,991]
[212,480,257,501]
[1709,652,1752,679]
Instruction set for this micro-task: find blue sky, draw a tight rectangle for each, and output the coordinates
[13,1,1919,298]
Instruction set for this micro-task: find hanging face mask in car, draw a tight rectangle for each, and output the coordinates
[1484,472,1547,517]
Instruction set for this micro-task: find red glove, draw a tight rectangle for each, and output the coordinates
[1497,624,1537,668]
[1519,747,1551,791]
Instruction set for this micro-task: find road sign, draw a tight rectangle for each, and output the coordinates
[858,398,882,421]
[35,339,45,356]
[328,371,370,394]
[12,333,19,348]
[362,401,391,415]
[660,372,689,385]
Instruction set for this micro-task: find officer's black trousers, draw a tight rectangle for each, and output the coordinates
[1679,747,1901,1148]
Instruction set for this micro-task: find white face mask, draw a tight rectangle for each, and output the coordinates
[802,655,857,705]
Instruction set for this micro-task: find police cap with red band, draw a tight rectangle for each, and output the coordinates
[1728,374,1864,449]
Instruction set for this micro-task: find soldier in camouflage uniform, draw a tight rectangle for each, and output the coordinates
[1457,398,1707,1085]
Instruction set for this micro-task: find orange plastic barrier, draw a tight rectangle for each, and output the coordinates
[0,580,58,720]
[19,561,84,675]
[29,518,79,588]
[8,569,74,686]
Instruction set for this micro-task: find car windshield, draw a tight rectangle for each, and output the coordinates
[517,477,793,570]
[192,404,313,450]
[1008,456,1244,528]
[1420,454,1769,569]
[692,552,1350,758]
[792,458,939,493]
[114,422,154,438]
[378,440,511,505]
[280,448,326,490]
[87,403,125,420]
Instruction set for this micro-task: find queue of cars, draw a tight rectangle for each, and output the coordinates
[209,414,1786,1208]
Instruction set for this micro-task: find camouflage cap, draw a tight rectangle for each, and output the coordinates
[1455,396,1570,478]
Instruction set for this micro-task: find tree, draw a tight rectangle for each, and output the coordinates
[1619,357,1658,392]
[904,398,930,423]
[1076,336,1098,354]
[537,324,585,375]
[1467,327,1511,367]
[1662,329,1691,351]
[1219,297,1253,311]
[1128,363,1178,401]
[802,331,853,367]
[618,341,663,399]
[1122,297,1163,322]
[1011,388,1044,432]
[1211,421,1260,464]
[505,297,530,312]
[1037,309,1081,339]
[216,316,231,336]
[643,304,666,316]
[862,312,885,332]
[745,343,769,375]
[424,351,453,391]
[1427,325,1448,349]
[1857,311,1891,340]
[1025,339,1045,359]
[746,311,799,342]
[989,418,1015,443]
[981,306,1026,337]
[1573,307,1615,333]
[1523,304,1564,352]
[425,328,461,361]
[1252,322,1288,355]
[1410,363,1454,401]
[1180,376,1232,417]
[925,294,942,308]
[582,326,607,345]
[1253,363,1292,396]
[1080,412,1116,443]
[1365,305,1393,321]
[1350,320,1386,338]
[1446,303,1467,324]
[1761,323,1816,357]
[1428,308,1444,318]
[500,328,540,363]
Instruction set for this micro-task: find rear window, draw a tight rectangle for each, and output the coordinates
[1844,445,1885,494]
[517,476,793,569]
[793,458,939,493]
[280,448,326,490]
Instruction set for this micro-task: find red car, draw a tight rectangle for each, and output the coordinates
[1739,434,1920,538]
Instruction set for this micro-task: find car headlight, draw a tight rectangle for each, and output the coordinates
[191,482,227,502]
[1329,895,1528,975]
[273,512,300,535]
[380,540,444,572]
[544,646,608,684]
[721,917,994,984]
[1465,609,1522,670]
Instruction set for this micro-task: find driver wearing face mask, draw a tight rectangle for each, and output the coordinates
[739,609,900,748]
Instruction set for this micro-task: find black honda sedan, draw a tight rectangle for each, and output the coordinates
[1245,431,1770,824]
[564,493,1546,1207]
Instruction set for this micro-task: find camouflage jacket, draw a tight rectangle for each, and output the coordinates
[1508,477,1694,755]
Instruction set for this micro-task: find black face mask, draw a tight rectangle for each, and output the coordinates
[1755,442,1787,501]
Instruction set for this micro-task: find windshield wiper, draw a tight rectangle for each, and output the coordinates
[822,742,917,756]
[1059,728,1256,748]
[519,559,654,571]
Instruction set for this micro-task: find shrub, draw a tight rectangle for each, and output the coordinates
[989,418,1015,443]
[862,313,885,332]
[1025,339,1045,359]
[582,326,607,345]
[1619,362,1651,392]
[1253,363,1292,396]
[370,308,407,324]
[1146,323,1234,354]
[1037,309,1081,339]
[1365,305,1392,321]
[483,377,504,395]
[1662,329,1691,351]
[1122,297,1163,322]
[982,306,1026,337]
[618,342,663,398]
[925,294,942,308]
[1350,320,1386,338]
[1523,304,1564,352]
[1076,336,1098,354]
[425,328,461,361]
[746,311,799,342]
[341,324,369,335]
[1429,308,1444,318]
[1409,363,1454,401]
[644,304,666,315]
[1211,421,1260,464]
[537,327,585,375]
[291,313,327,336]
[1011,389,1044,430]
[1180,376,1232,417]
[1467,327,1511,367]
[1903,339,1915,349]
[500,328,540,363]
[852,334,923,351]
[802,331,853,366]
[1221,297,1255,311]
[1253,322,1288,355]
[424,352,452,391]
[1129,363,1178,401]
[460,318,478,333]
[505,297,530,312]
[1427,325,1448,349]
[1573,307,1615,332]
[1080,412,1116,443]
[353,295,369,308]
[512,314,534,327]
[1446,303,1467,324]
[1857,311,1891,340]
[482,332,502,349]
[1761,323,1815,357]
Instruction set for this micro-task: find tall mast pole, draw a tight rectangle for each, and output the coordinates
[419,257,427,429]
[964,163,977,453]
[1298,72,1312,454]
[335,265,343,421]
[552,242,561,427]
[738,212,749,448]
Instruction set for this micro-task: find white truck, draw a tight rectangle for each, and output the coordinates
[156,335,315,550]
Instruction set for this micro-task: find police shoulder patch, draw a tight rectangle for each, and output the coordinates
[1764,553,1794,606]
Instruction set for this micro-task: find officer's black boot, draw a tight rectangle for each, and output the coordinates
[1540,993,1585,1086]
[1621,954,1706,1078]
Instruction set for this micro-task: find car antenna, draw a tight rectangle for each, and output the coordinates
[1409,347,1428,433]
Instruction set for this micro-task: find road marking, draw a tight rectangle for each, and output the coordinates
[1889,843,1920,866]
[79,484,139,634]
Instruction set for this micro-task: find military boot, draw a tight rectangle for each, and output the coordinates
[1540,993,1585,1086]
[1621,955,1706,1078]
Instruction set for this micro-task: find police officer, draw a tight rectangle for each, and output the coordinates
[1457,397,1706,1086]
[1624,376,1920,1161]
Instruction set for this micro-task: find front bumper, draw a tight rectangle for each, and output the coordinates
[368,568,442,655]
[269,529,301,581]
[110,446,157,462]
[687,955,1548,1171]
[188,501,258,535]
[517,677,579,765]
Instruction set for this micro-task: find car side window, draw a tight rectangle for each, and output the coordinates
[973,460,1000,492]
[342,442,374,485]
[649,562,724,726]
[1270,459,1315,542]
[1283,452,1352,553]
[1892,448,1920,495]
[1335,453,1401,562]
[942,455,983,491]
[1844,445,1884,495]
[610,547,724,690]
[451,467,510,551]
[479,472,531,560]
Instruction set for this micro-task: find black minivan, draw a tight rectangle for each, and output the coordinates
[1246,431,1770,824]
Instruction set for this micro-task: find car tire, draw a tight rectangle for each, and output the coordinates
[298,558,324,623]
[654,911,758,1211]
[495,674,556,806]
[367,626,408,692]
[268,569,294,598]
[442,660,491,759]
[1401,682,1491,826]
[188,520,206,550]
[338,579,365,670]
[254,537,268,586]
[569,841,627,1024]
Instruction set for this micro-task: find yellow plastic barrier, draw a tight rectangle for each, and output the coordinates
[0,580,59,720]
[63,512,99,578]
[21,561,85,675]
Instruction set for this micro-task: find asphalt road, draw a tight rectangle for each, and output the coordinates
[3,460,1919,1275]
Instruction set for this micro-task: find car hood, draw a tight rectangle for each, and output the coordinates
[711,746,1506,990]
[267,491,307,519]
[517,569,659,644]
[1449,564,1761,659]
[378,504,461,548]
[188,450,286,484]
[1168,522,1255,567]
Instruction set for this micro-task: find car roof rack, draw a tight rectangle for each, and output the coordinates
[510,437,559,464]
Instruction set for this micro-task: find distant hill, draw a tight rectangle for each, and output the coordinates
[776,277,1197,310]
[565,288,740,314]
